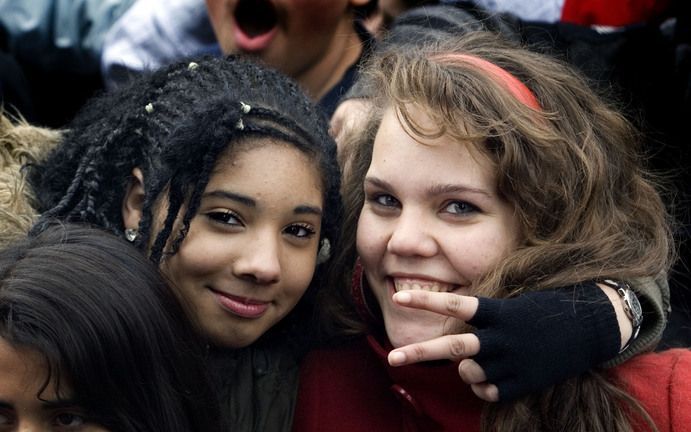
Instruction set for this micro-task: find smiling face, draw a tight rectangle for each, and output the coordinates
[356,107,521,348]
[0,338,107,432]
[159,140,324,348]
[204,0,366,99]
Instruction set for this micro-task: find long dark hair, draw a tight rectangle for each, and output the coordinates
[0,223,221,432]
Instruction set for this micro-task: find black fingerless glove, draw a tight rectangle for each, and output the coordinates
[468,282,620,401]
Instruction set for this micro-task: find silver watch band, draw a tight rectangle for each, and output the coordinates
[600,279,643,353]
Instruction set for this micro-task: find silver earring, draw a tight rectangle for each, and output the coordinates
[317,238,331,264]
[124,228,139,243]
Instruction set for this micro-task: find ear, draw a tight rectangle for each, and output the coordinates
[122,167,145,230]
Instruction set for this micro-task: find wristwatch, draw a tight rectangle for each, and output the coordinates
[600,279,643,352]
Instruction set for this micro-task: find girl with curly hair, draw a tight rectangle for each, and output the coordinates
[294,32,689,431]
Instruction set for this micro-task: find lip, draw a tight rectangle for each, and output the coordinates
[233,17,278,52]
[210,288,270,319]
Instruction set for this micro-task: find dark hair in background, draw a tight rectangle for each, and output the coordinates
[27,55,342,345]
[0,223,221,432]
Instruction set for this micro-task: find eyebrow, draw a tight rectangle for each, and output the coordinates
[204,190,322,217]
[364,176,492,198]
[204,190,256,207]
[0,398,81,411]
[41,398,81,410]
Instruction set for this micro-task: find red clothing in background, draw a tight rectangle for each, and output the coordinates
[561,0,670,26]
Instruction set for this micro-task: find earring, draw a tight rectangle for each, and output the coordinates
[317,238,331,264]
[124,228,139,243]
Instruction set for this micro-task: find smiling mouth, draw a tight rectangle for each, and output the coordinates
[210,288,270,319]
[235,0,278,37]
[393,278,458,293]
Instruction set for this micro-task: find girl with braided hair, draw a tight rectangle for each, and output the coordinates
[28,55,342,431]
[293,32,689,431]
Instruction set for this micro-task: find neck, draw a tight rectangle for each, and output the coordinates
[295,19,364,101]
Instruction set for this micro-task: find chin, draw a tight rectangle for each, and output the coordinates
[383,317,446,349]
[210,329,262,349]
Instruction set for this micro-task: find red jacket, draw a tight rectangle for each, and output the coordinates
[293,335,691,432]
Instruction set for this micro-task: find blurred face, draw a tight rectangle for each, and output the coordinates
[0,338,107,431]
[205,0,365,96]
[160,141,324,348]
[357,107,520,348]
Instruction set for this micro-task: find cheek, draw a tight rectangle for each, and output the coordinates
[445,225,518,281]
[283,0,349,30]
[205,0,227,23]
[205,0,236,52]
[283,251,318,297]
[160,227,232,281]
[159,249,208,289]
[355,210,387,265]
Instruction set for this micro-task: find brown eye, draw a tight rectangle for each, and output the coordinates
[207,211,242,226]
[0,410,16,426]
[284,224,316,238]
[53,411,86,427]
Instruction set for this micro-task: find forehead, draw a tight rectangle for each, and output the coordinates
[210,139,324,204]
[369,107,496,190]
[0,338,60,402]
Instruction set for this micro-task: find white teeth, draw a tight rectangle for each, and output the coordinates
[394,280,454,293]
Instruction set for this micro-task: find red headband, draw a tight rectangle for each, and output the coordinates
[430,53,540,110]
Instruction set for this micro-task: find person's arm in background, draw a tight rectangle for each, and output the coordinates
[100,0,221,89]
[0,0,135,75]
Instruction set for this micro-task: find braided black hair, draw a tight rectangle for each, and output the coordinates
[29,56,341,260]
[28,56,342,345]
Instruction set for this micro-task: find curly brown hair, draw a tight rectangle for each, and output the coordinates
[329,31,673,432]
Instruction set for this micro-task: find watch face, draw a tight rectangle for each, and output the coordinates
[625,289,644,328]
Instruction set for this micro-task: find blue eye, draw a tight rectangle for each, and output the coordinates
[284,224,316,238]
[207,211,242,226]
[444,201,477,215]
[374,194,399,208]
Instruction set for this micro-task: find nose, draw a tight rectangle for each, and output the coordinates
[18,420,42,432]
[232,229,281,284]
[386,208,438,257]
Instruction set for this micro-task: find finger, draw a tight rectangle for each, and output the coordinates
[393,290,479,320]
[470,382,500,402]
[388,333,480,366]
[458,359,487,384]
[328,108,344,139]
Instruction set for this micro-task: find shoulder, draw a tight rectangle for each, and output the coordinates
[614,348,691,381]
[612,349,691,432]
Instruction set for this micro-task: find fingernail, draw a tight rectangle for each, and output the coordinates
[394,291,412,304]
[389,351,406,366]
